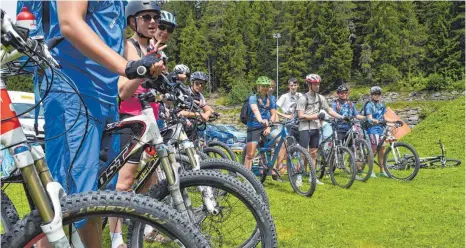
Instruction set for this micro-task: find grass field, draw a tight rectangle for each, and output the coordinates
[266,97,465,247]
[2,98,464,247]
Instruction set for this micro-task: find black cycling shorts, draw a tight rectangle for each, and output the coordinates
[247,128,263,144]
[299,129,320,149]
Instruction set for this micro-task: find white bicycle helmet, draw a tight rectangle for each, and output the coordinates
[174,64,190,75]
[160,10,177,27]
[370,86,382,94]
[305,74,321,84]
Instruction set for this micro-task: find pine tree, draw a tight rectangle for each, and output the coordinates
[179,11,207,73]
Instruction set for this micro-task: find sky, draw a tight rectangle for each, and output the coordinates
[1,1,18,18]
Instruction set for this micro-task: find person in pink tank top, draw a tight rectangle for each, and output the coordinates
[109,3,178,247]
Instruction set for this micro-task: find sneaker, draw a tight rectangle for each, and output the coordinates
[370,172,377,178]
[316,179,324,185]
[272,174,283,183]
[379,172,389,178]
[296,175,303,187]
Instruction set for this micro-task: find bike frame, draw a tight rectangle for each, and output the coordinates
[256,119,297,170]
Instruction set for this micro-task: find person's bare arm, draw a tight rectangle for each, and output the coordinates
[118,40,144,100]
[57,1,128,76]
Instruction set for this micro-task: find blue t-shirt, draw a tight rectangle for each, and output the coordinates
[332,100,358,132]
[247,94,277,129]
[41,1,127,105]
[365,101,386,134]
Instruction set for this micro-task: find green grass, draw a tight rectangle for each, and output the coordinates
[264,97,465,247]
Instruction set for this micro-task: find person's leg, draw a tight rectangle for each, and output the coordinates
[244,142,258,170]
[309,130,323,185]
[244,129,260,170]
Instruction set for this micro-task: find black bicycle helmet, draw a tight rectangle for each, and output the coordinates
[191,71,208,82]
[337,85,349,93]
[125,1,160,38]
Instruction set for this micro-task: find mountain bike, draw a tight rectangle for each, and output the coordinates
[0,10,209,247]
[242,119,317,197]
[364,120,421,180]
[340,119,374,182]
[316,118,357,189]
[418,140,461,169]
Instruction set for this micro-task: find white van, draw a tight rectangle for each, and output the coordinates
[7,91,45,140]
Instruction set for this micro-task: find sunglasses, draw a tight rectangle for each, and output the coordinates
[372,93,381,96]
[338,91,349,94]
[138,14,160,23]
[194,81,206,86]
[158,24,175,33]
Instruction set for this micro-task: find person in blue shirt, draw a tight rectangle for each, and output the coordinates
[37,1,164,247]
[331,84,365,140]
[364,86,388,177]
[243,77,278,175]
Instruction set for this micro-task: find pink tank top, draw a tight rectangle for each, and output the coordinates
[119,85,159,119]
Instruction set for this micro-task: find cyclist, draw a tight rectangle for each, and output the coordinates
[275,78,303,173]
[244,76,283,181]
[179,71,213,123]
[170,64,191,83]
[277,78,302,120]
[331,84,366,140]
[111,2,165,247]
[38,1,163,247]
[296,74,346,185]
[363,86,388,177]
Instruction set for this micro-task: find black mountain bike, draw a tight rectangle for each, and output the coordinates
[316,118,357,189]
[419,140,461,169]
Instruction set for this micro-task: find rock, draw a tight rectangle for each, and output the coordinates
[433,92,441,97]
[408,115,419,121]
[451,91,458,95]
[408,110,418,115]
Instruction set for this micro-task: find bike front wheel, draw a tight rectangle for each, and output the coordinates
[384,142,420,180]
[286,145,317,197]
[330,146,357,189]
[429,158,461,168]
[147,170,278,248]
[1,191,209,248]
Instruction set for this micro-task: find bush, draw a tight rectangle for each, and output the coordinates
[226,78,254,105]
[377,63,402,84]
[425,73,447,91]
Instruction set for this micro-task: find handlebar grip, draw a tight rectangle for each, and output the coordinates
[136,66,147,76]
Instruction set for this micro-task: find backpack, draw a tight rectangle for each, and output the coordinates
[240,94,270,125]
[304,92,322,113]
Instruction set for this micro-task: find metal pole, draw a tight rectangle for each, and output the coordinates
[273,33,280,99]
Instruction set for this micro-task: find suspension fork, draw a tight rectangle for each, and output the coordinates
[156,144,189,216]
[1,82,69,246]
[180,137,219,216]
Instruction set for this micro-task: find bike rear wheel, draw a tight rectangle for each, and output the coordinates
[286,145,317,197]
[353,138,374,182]
[1,191,209,248]
[384,142,420,180]
[330,146,357,189]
